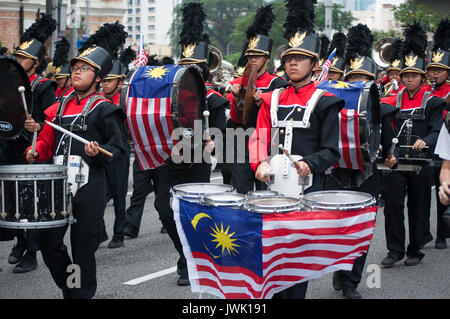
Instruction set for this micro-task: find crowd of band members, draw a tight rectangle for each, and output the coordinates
[0,3,449,300]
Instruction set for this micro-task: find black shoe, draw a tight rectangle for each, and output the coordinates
[13,252,38,274]
[177,276,190,286]
[124,225,138,239]
[8,244,26,265]
[404,256,421,266]
[332,272,343,291]
[108,239,124,249]
[343,287,362,299]
[160,226,168,234]
[381,253,402,268]
[435,238,447,249]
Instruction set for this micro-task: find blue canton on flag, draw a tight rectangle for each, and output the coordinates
[128,64,181,99]
[317,80,367,111]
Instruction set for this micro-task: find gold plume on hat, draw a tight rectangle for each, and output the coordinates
[289,32,306,48]
[248,36,260,50]
[350,56,365,70]
[182,43,196,58]
[405,54,418,67]
[432,51,444,63]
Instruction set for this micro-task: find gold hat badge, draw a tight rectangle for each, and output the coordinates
[331,57,339,67]
[405,54,418,67]
[432,51,444,63]
[79,46,97,58]
[289,32,306,48]
[248,36,260,50]
[391,59,401,68]
[19,40,33,50]
[183,43,196,58]
[350,56,365,70]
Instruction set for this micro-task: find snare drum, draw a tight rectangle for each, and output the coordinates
[246,196,300,213]
[0,165,73,229]
[171,183,234,203]
[301,190,376,211]
[246,190,279,199]
[202,192,246,208]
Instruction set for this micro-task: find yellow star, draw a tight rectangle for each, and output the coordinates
[145,66,168,80]
[210,222,240,256]
[333,81,350,89]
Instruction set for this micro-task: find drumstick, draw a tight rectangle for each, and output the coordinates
[279,145,300,169]
[18,86,32,120]
[44,120,113,157]
[388,138,398,155]
[203,110,210,141]
[31,130,38,155]
[399,145,429,149]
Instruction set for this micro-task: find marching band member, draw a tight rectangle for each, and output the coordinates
[326,32,347,82]
[424,18,450,249]
[99,47,136,249]
[6,13,57,274]
[323,24,397,299]
[227,4,288,194]
[25,22,128,299]
[250,0,345,298]
[380,21,445,268]
[154,2,227,286]
[383,39,405,96]
[313,34,330,80]
[53,37,74,100]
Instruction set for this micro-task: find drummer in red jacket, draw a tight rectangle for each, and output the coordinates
[250,0,344,299]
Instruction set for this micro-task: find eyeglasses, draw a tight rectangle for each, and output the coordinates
[71,65,95,73]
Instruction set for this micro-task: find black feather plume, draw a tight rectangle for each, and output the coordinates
[344,23,374,63]
[433,18,450,51]
[119,46,136,66]
[327,32,347,57]
[319,35,330,59]
[402,21,427,58]
[53,37,70,68]
[20,13,56,44]
[388,38,403,63]
[179,2,207,45]
[162,56,175,65]
[147,54,161,66]
[246,5,275,39]
[283,0,317,40]
[79,21,128,59]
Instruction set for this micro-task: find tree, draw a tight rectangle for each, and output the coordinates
[315,3,356,32]
[393,0,448,32]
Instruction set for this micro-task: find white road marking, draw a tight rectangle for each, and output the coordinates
[124,266,178,286]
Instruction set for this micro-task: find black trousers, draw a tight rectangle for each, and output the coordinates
[124,157,161,232]
[433,167,449,239]
[154,161,211,276]
[104,146,130,241]
[324,168,380,289]
[36,169,106,299]
[230,162,267,194]
[381,168,432,260]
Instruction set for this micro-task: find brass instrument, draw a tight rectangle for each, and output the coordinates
[372,37,395,68]
[382,79,399,97]
[208,46,222,73]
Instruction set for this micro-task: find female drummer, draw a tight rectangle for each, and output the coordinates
[25,23,128,299]
[250,0,344,299]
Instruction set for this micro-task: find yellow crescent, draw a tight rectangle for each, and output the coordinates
[191,212,212,230]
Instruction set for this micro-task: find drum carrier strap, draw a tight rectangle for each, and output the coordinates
[396,88,430,120]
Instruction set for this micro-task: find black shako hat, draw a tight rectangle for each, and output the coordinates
[399,21,428,76]
[244,5,275,57]
[427,18,450,71]
[53,37,71,79]
[386,38,404,73]
[105,46,136,80]
[344,23,377,80]
[328,32,347,74]
[281,0,321,60]
[14,13,56,63]
[71,21,128,79]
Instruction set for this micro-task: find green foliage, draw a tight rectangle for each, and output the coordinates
[393,0,448,32]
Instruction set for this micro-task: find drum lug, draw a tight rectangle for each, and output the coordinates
[50,211,56,220]
[0,212,6,219]
[15,212,20,220]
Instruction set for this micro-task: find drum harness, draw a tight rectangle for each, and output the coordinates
[53,92,106,194]
[268,87,325,193]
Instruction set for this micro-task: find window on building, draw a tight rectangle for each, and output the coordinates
[127,17,132,23]
[148,7,155,12]
[135,8,140,14]
[127,0,132,5]
[127,8,132,14]
[135,0,140,5]
[149,25,155,30]
[148,16,155,22]
[148,0,155,3]
[136,17,140,23]
[128,26,133,32]
[136,26,141,32]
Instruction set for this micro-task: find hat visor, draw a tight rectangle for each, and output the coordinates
[245,49,270,56]
[14,51,38,60]
[281,48,318,60]
[344,69,375,80]
[70,57,101,71]
[329,67,344,74]
[178,58,207,65]
[399,67,425,76]
[103,75,123,81]
[55,74,70,79]
[426,63,449,70]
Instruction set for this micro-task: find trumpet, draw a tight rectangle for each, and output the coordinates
[382,79,399,98]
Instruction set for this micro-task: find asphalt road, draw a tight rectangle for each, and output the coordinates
[1,162,449,300]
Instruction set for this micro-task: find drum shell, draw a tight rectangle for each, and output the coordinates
[246,196,300,214]
[300,190,376,211]
[0,165,72,229]
[171,182,234,203]
[202,192,246,208]
[246,190,279,199]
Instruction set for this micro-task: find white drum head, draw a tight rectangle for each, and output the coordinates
[302,190,376,211]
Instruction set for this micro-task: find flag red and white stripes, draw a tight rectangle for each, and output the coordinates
[126,96,174,169]
[317,48,336,82]
[134,36,148,67]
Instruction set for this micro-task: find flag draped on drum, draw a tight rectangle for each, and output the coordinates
[125,65,179,169]
[173,197,376,299]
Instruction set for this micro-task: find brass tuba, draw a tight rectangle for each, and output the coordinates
[208,45,223,73]
[372,37,395,68]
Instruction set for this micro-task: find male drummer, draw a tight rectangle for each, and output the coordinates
[322,24,398,299]
[424,18,450,249]
[227,4,288,195]
[99,47,135,249]
[250,0,345,299]
[153,2,228,286]
[380,21,445,268]
[25,22,128,299]
[53,37,74,100]
[4,14,57,274]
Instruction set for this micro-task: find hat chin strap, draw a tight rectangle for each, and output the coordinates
[75,72,99,96]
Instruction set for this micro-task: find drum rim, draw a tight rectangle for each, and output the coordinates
[202,192,246,207]
[301,190,376,210]
[246,195,300,213]
[0,164,68,180]
[0,217,76,229]
[172,183,235,197]
[246,190,280,198]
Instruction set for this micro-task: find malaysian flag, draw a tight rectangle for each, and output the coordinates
[318,80,367,172]
[134,36,148,67]
[173,197,376,299]
[126,65,179,169]
[317,48,336,82]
